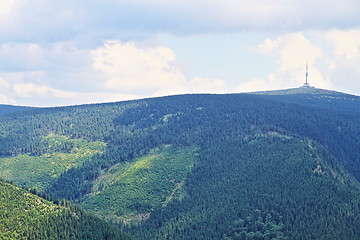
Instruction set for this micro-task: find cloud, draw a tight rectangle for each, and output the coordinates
[86,0,360,33]
[0,70,139,106]
[187,77,226,94]
[316,29,360,92]
[1,0,360,43]
[0,43,47,71]
[324,30,360,60]
[0,95,16,105]
[0,77,10,89]
[235,78,273,93]
[318,29,360,67]
[2,0,360,106]
[0,76,15,104]
[237,32,332,92]
[238,29,360,95]
[0,41,105,94]
[12,82,138,107]
[92,40,226,97]
[92,41,187,94]
[13,83,62,98]
[0,39,226,106]
[0,0,22,21]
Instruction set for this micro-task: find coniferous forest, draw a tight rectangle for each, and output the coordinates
[1,88,360,239]
[0,178,133,239]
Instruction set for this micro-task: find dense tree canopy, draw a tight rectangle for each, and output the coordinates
[0,179,133,240]
[1,88,360,239]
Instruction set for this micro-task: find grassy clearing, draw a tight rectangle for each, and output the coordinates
[81,145,198,225]
[0,134,106,191]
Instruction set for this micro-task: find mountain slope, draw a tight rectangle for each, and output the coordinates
[1,88,360,239]
[81,145,198,224]
[0,179,133,240]
[0,104,33,116]
[132,134,360,239]
[0,134,106,191]
[253,87,360,112]
[251,88,360,181]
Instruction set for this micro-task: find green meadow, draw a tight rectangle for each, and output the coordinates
[0,134,106,191]
[82,145,198,224]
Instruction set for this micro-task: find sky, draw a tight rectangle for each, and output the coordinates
[1,0,360,106]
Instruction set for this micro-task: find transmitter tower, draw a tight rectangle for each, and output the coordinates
[301,63,313,88]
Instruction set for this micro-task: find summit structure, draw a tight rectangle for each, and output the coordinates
[302,63,314,88]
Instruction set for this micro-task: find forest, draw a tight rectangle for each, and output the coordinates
[1,87,360,239]
[0,178,133,239]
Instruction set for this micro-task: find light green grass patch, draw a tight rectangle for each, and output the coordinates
[81,145,198,225]
[0,134,106,191]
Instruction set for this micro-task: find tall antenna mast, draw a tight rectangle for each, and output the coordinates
[305,62,308,84]
[301,61,313,88]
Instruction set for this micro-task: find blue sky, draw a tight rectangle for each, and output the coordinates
[1,0,360,106]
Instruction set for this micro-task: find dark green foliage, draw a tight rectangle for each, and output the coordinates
[0,101,141,156]
[1,88,360,239]
[128,136,360,239]
[81,145,197,224]
[255,88,360,112]
[225,210,287,240]
[0,104,34,116]
[0,179,133,240]
[0,134,106,191]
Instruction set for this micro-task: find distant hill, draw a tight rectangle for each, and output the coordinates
[1,87,360,239]
[0,179,133,240]
[253,87,360,112]
[0,104,34,116]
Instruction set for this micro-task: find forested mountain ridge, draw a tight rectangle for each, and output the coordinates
[1,88,360,239]
[254,87,360,112]
[0,104,34,116]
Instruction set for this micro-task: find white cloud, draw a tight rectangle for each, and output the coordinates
[12,82,138,106]
[0,0,25,38]
[239,29,360,95]
[0,78,10,89]
[0,95,16,105]
[324,30,360,60]
[92,40,225,96]
[13,83,61,98]
[236,78,274,93]
[2,0,360,106]
[1,0,360,43]
[238,32,332,92]
[0,43,47,71]
[0,0,22,20]
[316,29,360,92]
[187,77,226,94]
[1,71,46,86]
[92,41,187,93]
[317,29,360,70]
[0,39,226,106]
[0,76,15,104]
[0,41,106,94]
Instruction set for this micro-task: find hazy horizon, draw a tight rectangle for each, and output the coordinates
[1,86,357,108]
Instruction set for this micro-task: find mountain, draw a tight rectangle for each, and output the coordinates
[1,87,360,239]
[0,178,133,240]
[0,104,34,116]
[253,88,360,112]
